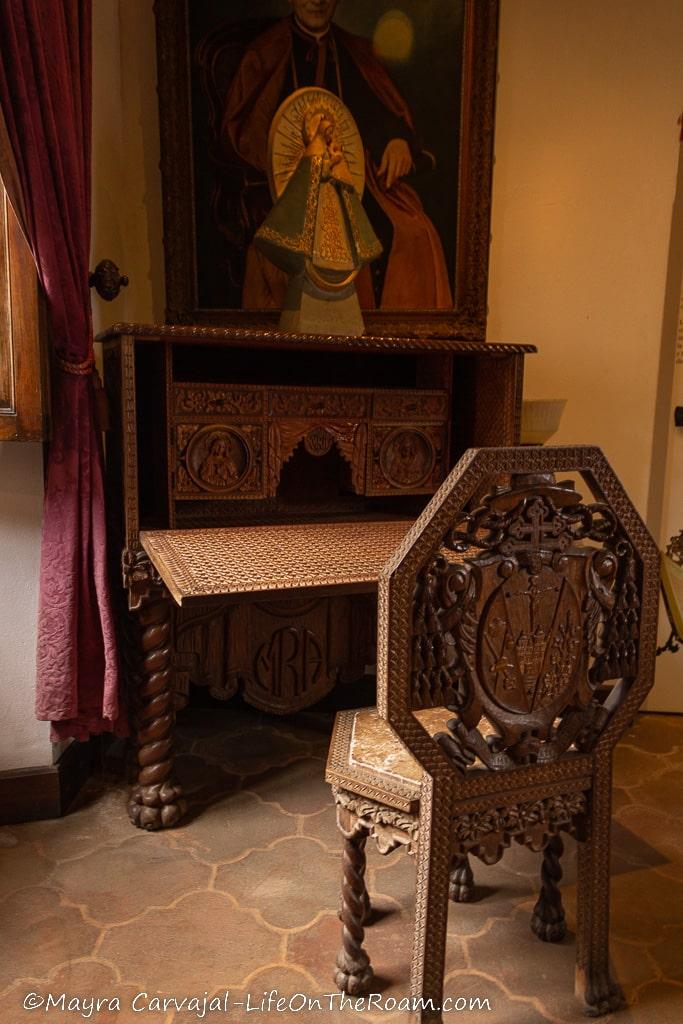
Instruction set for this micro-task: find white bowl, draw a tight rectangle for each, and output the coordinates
[521,399,567,445]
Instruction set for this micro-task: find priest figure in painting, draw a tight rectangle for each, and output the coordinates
[222,0,453,311]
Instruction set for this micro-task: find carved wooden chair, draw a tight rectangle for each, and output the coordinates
[325,446,659,1022]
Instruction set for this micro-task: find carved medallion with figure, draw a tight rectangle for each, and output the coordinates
[369,424,445,495]
[195,430,247,490]
[175,423,265,499]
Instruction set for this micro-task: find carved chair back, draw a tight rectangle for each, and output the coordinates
[377,447,659,779]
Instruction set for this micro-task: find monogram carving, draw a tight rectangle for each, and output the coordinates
[167,591,373,716]
[255,627,327,698]
[304,425,334,457]
[270,419,367,495]
[236,595,358,714]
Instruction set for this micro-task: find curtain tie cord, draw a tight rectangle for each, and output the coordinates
[56,353,95,375]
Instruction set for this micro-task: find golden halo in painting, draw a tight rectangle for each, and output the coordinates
[267,86,365,201]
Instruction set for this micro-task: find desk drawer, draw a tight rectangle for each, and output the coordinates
[170,383,449,501]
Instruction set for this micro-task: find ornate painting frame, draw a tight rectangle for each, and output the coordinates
[154,0,499,339]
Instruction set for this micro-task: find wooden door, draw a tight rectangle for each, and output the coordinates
[0,186,47,442]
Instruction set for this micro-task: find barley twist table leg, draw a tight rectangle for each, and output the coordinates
[128,592,186,830]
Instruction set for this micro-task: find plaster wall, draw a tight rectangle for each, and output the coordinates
[488,0,683,519]
[487,0,683,707]
[91,0,164,332]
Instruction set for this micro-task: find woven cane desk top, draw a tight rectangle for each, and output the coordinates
[140,520,412,606]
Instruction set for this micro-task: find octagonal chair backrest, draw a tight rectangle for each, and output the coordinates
[376,446,659,778]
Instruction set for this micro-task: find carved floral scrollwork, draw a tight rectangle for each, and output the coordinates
[173,385,263,416]
[333,787,587,869]
[412,555,476,711]
[451,792,587,865]
[590,539,640,683]
[333,788,419,854]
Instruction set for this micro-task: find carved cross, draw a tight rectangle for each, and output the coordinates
[510,498,563,551]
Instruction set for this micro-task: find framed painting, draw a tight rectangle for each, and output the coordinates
[155,0,499,338]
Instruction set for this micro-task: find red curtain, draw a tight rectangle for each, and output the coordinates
[0,0,123,740]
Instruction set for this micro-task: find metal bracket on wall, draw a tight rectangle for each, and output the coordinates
[89,259,129,301]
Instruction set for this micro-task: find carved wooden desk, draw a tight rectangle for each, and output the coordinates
[100,323,535,829]
[133,520,410,828]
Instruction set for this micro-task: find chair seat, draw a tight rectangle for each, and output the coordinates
[325,706,455,813]
[325,706,592,817]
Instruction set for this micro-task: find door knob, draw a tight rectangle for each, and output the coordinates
[675,407,683,427]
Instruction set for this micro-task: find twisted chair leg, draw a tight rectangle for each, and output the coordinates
[334,811,374,995]
[128,594,186,830]
[338,873,372,925]
[531,833,567,942]
[449,852,474,903]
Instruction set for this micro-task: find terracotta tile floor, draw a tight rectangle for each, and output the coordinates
[1,709,682,1024]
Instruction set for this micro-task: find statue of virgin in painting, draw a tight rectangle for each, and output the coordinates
[254,87,381,335]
